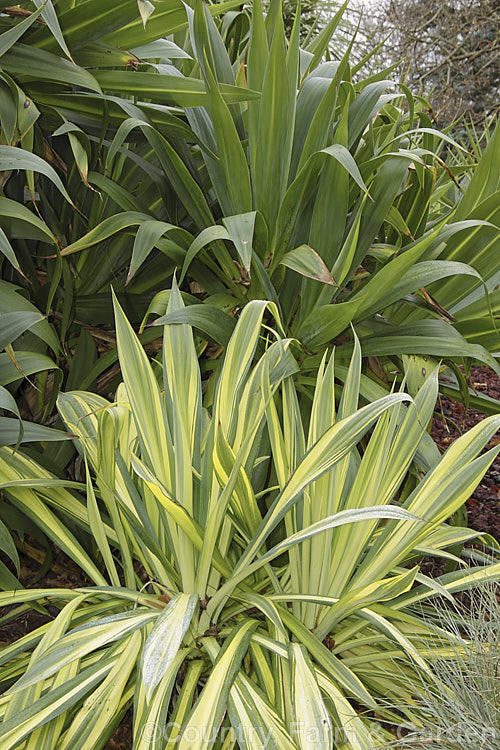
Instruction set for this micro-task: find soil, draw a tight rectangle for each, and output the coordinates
[105,711,133,750]
[432,366,500,541]
[0,366,498,750]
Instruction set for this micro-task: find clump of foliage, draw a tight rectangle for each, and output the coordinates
[0,2,499,745]
[0,294,499,748]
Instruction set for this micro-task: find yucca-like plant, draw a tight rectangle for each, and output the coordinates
[2,2,496,407]
[173,0,499,380]
[0,289,499,748]
[35,0,498,410]
[0,0,252,423]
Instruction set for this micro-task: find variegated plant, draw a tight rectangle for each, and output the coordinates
[0,290,499,749]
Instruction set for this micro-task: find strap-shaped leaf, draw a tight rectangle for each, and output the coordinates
[228,670,297,750]
[0,311,43,351]
[0,660,117,750]
[127,219,179,283]
[57,631,141,750]
[281,245,337,285]
[316,567,418,639]
[290,643,333,750]
[112,290,174,489]
[221,505,423,598]
[141,593,198,701]
[1,44,100,92]
[94,70,259,107]
[0,145,73,204]
[223,212,256,274]
[0,4,46,57]
[0,418,72,446]
[228,392,413,582]
[8,610,157,693]
[153,305,236,347]
[33,0,73,60]
[177,621,257,750]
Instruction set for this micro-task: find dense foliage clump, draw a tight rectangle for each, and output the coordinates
[0,1,498,747]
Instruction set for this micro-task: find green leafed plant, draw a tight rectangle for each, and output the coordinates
[2,0,498,427]
[173,0,499,398]
[0,291,499,748]
[0,0,256,435]
[33,0,496,411]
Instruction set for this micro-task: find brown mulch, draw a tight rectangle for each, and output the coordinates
[104,711,133,750]
[432,366,500,541]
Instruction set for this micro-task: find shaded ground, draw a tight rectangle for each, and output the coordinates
[104,712,133,750]
[432,366,500,541]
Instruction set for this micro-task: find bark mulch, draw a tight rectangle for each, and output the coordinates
[432,366,500,541]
